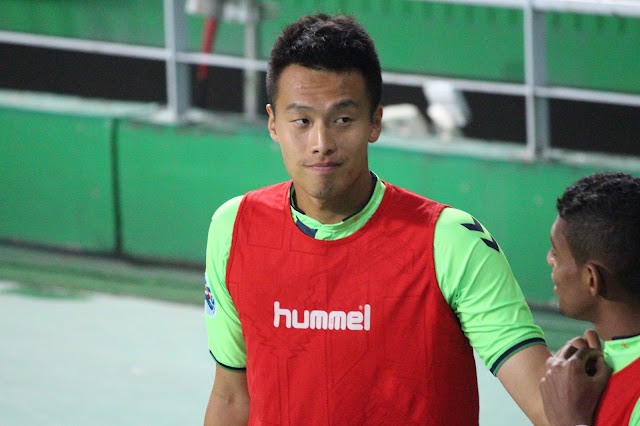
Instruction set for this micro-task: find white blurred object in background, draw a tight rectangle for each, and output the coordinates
[381,103,430,139]
[185,0,224,16]
[186,0,277,22]
[423,81,471,141]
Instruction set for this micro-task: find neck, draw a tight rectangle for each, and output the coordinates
[593,299,640,341]
[295,172,374,224]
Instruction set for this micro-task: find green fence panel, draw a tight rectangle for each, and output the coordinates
[0,0,164,45]
[366,3,525,81]
[0,108,117,251]
[257,1,525,81]
[2,1,640,92]
[547,13,640,94]
[116,118,288,263]
[0,0,207,49]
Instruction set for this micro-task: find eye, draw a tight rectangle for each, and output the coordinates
[336,117,352,124]
[293,118,309,125]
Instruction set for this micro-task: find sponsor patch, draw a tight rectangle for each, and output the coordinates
[204,274,216,318]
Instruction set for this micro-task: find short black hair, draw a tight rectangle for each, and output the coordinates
[557,171,640,297]
[266,13,382,115]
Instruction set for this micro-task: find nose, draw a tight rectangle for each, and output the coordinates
[311,124,336,156]
[546,249,554,267]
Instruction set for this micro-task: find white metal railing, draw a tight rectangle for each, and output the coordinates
[0,0,639,162]
[410,0,640,160]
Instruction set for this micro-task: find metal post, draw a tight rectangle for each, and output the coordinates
[243,0,260,122]
[523,0,550,160]
[163,0,191,123]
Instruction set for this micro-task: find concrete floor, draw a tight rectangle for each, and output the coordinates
[0,280,213,426]
[1,278,582,425]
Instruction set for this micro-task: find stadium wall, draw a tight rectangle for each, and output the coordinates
[3,103,638,306]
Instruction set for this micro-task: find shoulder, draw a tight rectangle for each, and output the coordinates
[211,196,244,224]
[381,183,447,221]
[208,196,244,245]
[206,196,244,277]
[433,207,508,303]
[435,207,500,252]
[436,207,474,227]
[238,181,291,211]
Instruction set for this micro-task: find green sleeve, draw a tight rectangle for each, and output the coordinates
[434,207,546,375]
[629,397,640,425]
[204,196,247,370]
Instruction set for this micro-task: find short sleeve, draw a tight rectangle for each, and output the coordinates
[629,397,640,425]
[434,207,546,374]
[204,196,247,370]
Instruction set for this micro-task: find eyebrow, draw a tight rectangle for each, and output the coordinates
[331,99,359,111]
[284,99,360,113]
[284,103,311,112]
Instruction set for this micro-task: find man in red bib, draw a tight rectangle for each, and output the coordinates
[204,13,552,425]
[540,172,640,425]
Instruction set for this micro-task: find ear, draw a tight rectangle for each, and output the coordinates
[266,104,279,143]
[583,262,606,298]
[368,105,383,143]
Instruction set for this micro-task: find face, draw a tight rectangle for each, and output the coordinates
[266,64,382,210]
[547,217,595,320]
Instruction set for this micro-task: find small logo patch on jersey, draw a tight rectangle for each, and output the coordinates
[204,274,216,317]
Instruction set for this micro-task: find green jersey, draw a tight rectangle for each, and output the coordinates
[603,334,640,424]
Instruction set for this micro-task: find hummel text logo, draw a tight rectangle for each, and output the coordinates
[273,301,371,331]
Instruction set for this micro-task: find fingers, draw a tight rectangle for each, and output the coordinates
[547,346,607,377]
[583,329,602,351]
[556,337,588,360]
[592,356,613,381]
[547,333,608,378]
[574,347,603,376]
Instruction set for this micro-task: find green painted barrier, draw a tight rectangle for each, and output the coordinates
[3,102,640,303]
[0,108,117,251]
[115,117,636,304]
[116,118,288,263]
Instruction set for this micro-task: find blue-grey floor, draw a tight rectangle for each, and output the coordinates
[0,279,534,425]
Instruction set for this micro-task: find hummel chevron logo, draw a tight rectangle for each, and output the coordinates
[461,217,500,253]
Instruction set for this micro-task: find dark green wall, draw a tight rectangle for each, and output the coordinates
[0,108,117,251]
[1,0,639,92]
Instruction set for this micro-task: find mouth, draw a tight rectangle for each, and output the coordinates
[306,162,341,172]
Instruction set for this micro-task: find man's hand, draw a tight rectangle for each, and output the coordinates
[539,330,612,426]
